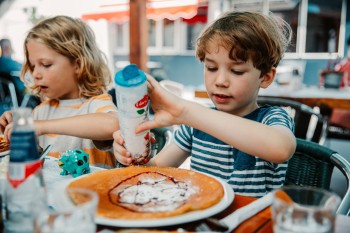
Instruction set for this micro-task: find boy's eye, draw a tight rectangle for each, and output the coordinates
[206,66,217,72]
[232,70,244,75]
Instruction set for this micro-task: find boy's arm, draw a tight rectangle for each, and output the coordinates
[151,142,189,167]
[140,76,295,164]
[176,101,296,164]
[34,111,119,140]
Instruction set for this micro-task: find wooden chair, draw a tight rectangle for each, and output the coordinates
[285,138,350,216]
[257,96,328,144]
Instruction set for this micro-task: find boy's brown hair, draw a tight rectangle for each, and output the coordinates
[21,15,111,99]
[196,11,292,76]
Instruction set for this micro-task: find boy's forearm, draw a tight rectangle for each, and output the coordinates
[181,101,295,163]
[35,112,119,140]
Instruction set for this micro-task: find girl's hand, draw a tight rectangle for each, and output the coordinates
[113,130,132,165]
[0,111,13,142]
[113,130,156,166]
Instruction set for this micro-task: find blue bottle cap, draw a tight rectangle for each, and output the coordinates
[115,64,146,87]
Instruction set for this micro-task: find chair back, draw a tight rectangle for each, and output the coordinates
[285,138,350,215]
[258,97,328,144]
[0,77,18,114]
[151,127,173,154]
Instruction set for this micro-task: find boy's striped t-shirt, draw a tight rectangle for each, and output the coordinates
[174,106,294,198]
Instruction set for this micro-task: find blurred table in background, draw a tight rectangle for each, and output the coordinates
[194,85,350,110]
[258,85,350,110]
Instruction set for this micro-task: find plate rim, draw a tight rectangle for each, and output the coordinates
[0,150,10,157]
[94,174,234,228]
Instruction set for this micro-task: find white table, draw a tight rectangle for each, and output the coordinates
[42,156,103,195]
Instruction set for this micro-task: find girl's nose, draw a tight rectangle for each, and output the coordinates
[32,67,42,80]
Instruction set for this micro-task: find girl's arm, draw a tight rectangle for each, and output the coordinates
[35,111,119,140]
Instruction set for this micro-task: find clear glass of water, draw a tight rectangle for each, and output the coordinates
[34,188,99,233]
[272,186,341,233]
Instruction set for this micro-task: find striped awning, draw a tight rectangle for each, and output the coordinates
[82,0,205,22]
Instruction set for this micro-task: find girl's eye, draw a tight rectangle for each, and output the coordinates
[43,64,52,68]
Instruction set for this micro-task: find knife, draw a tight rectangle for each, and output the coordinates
[196,192,274,232]
[221,192,273,232]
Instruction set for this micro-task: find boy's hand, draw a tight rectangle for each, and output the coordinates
[0,111,13,142]
[113,130,132,165]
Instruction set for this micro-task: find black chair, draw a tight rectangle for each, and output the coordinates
[316,106,350,142]
[327,124,350,140]
[258,97,328,144]
[151,126,173,154]
[0,78,18,114]
[285,138,350,215]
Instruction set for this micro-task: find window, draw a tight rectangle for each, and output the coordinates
[232,0,346,59]
[163,19,175,47]
[186,23,206,50]
[114,22,129,53]
[116,23,124,48]
[147,19,181,53]
[305,0,342,53]
[270,4,299,53]
[148,20,156,47]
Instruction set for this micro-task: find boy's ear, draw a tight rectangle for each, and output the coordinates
[260,67,276,88]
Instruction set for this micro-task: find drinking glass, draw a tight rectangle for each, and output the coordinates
[272,186,341,233]
[34,188,99,233]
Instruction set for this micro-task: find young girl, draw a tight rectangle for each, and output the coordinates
[0,16,119,168]
[113,11,296,197]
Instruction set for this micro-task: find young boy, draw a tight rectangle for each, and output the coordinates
[113,11,296,197]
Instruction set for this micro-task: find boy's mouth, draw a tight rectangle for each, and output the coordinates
[214,93,230,98]
[213,93,231,103]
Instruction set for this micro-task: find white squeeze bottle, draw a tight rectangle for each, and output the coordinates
[115,64,151,165]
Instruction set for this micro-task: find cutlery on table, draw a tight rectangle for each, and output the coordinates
[39,144,52,161]
[196,192,274,232]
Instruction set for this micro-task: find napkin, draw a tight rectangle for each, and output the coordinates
[220,192,273,232]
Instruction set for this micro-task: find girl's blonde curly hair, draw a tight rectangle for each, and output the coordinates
[21,15,111,99]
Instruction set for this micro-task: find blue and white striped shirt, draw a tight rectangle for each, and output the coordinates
[174,106,294,198]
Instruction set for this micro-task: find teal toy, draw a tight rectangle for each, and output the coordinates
[58,149,90,178]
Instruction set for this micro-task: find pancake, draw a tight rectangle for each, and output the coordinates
[0,135,9,153]
[67,166,224,219]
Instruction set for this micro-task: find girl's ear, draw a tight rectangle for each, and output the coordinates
[74,58,81,75]
[260,67,276,88]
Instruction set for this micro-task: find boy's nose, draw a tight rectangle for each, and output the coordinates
[215,70,229,87]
